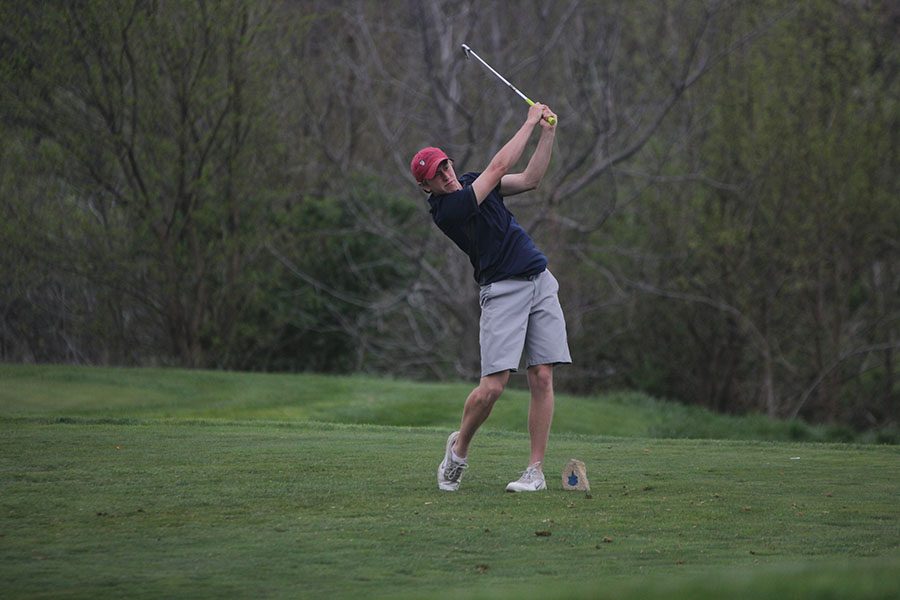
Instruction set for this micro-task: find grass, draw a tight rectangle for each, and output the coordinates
[0,364,882,442]
[1,364,898,598]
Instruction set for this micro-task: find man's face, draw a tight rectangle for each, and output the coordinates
[422,159,462,195]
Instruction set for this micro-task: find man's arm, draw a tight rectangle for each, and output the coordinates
[500,105,557,197]
[470,103,545,204]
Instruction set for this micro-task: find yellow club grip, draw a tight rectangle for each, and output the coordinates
[526,98,557,126]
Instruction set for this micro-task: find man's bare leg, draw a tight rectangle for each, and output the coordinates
[454,370,510,458]
[526,364,555,466]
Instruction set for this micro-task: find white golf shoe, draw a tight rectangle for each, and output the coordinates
[506,463,547,492]
[437,431,467,491]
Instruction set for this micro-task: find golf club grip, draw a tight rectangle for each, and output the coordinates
[527,100,557,126]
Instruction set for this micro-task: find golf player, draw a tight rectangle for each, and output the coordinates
[411,103,571,492]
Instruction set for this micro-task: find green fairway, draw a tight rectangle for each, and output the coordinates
[1,365,898,599]
[0,364,882,443]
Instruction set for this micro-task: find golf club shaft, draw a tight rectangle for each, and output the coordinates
[462,45,557,126]
[467,49,532,104]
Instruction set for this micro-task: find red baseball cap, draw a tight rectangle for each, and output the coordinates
[410,147,450,183]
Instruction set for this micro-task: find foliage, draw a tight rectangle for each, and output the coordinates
[1,0,287,366]
[560,0,899,426]
[0,0,896,428]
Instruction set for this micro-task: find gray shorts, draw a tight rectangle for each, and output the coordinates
[478,269,572,377]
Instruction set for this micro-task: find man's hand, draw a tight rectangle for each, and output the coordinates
[526,102,545,125]
[538,105,557,130]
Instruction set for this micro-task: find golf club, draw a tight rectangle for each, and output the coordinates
[461,43,557,126]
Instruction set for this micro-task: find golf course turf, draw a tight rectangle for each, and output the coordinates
[1,365,897,598]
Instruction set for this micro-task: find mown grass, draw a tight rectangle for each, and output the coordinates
[2,419,898,599]
[1,364,898,599]
[0,364,886,443]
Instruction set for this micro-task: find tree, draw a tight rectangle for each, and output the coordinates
[1,0,288,366]
[1,0,894,429]
[576,0,899,424]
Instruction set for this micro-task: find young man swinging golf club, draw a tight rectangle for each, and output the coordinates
[411,101,571,492]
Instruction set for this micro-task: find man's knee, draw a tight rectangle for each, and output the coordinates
[477,372,508,404]
[527,364,554,393]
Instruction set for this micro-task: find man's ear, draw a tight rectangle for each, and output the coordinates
[418,182,431,194]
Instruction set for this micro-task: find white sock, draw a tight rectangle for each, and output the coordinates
[452,448,467,463]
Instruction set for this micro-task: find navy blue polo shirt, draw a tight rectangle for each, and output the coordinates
[427,171,547,285]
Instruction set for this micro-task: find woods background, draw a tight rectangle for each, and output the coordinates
[1,0,897,430]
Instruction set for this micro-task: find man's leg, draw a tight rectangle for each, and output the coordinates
[505,363,554,493]
[454,370,509,458]
[521,271,569,467]
[526,364,554,466]
[438,371,509,491]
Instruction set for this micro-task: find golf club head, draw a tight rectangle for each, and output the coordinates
[461,44,472,59]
